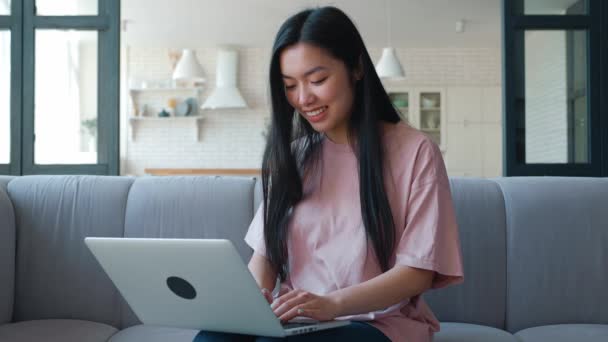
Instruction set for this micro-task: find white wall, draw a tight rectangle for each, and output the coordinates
[122,46,501,176]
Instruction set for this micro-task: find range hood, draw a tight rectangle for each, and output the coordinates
[201,48,248,109]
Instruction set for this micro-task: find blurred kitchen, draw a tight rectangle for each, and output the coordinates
[119,0,503,177]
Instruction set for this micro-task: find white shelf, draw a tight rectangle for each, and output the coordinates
[128,116,204,141]
[129,87,201,93]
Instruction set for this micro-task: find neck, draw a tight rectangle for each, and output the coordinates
[325,125,349,145]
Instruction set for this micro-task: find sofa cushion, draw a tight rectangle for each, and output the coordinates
[120,176,257,328]
[495,177,608,333]
[515,324,608,342]
[424,178,507,329]
[0,319,118,342]
[0,182,15,324]
[108,324,198,342]
[435,322,519,342]
[0,176,14,191]
[8,176,135,327]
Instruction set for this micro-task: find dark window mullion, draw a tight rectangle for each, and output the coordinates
[9,0,23,175]
[588,1,602,169]
[512,15,590,29]
[509,163,599,177]
[599,0,608,175]
[20,0,35,175]
[29,164,109,175]
[0,16,9,27]
[97,0,120,175]
[33,16,108,30]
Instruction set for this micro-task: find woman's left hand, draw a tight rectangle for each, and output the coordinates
[271,289,342,322]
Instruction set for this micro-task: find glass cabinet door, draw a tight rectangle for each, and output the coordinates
[419,92,442,147]
[388,92,410,124]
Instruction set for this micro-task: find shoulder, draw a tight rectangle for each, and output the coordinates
[382,122,440,161]
[381,122,447,186]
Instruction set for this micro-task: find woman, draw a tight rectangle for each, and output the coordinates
[195,6,463,342]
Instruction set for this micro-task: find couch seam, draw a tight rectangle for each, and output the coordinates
[118,176,137,329]
[4,177,17,324]
[491,178,511,332]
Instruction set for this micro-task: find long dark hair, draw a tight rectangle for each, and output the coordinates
[262,6,401,281]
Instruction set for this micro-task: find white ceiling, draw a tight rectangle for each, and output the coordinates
[122,0,503,49]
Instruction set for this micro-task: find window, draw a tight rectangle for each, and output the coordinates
[0,0,119,175]
[503,0,606,176]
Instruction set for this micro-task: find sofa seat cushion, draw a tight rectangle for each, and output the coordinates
[0,319,118,342]
[109,324,198,342]
[435,322,518,342]
[515,324,608,342]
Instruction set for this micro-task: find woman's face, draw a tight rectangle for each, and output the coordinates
[280,42,358,144]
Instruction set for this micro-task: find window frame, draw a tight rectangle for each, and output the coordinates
[503,0,605,176]
[1,0,119,176]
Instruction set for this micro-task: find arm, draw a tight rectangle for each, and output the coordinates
[272,264,434,321]
[247,251,277,293]
[331,264,433,316]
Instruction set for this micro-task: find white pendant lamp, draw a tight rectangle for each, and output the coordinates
[172,49,206,84]
[375,0,405,79]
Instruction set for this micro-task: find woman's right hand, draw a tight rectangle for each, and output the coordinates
[261,288,273,304]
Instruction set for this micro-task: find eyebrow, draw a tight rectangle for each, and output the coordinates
[282,66,327,79]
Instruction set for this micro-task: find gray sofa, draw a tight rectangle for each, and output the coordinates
[0,175,606,342]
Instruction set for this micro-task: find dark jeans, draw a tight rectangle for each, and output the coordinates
[192,322,390,342]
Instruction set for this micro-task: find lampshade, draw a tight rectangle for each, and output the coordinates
[172,49,206,82]
[375,47,405,79]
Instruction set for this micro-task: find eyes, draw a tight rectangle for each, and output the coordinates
[284,76,328,91]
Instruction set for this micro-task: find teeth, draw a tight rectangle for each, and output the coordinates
[305,107,326,117]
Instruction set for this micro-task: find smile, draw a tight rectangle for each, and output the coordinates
[304,106,327,117]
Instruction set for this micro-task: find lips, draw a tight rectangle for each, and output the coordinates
[302,106,328,123]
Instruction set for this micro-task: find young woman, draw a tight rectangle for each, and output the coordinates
[195,6,463,342]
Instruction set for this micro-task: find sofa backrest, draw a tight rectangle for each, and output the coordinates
[495,177,608,333]
[424,178,508,329]
[0,176,16,325]
[7,176,134,327]
[119,176,258,328]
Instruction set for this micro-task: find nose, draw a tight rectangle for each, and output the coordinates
[296,85,314,107]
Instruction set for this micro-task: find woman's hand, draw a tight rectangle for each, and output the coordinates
[270,289,342,322]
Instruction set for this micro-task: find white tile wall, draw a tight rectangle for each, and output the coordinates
[123,46,501,175]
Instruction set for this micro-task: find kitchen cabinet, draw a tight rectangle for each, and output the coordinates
[387,88,446,151]
[444,86,503,177]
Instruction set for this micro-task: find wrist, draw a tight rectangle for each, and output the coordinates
[328,290,347,317]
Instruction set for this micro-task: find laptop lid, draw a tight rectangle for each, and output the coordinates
[85,238,290,337]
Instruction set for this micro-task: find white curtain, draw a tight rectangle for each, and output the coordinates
[0,0,10,164]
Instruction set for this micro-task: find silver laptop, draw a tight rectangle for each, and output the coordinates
[84,237,349,337]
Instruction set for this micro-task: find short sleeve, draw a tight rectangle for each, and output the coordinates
[394,140,464,289]
[244,203,267,257]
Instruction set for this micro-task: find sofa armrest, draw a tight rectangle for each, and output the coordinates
[0,182,15,324]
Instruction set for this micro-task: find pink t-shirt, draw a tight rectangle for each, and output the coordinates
[245,122,464,342]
